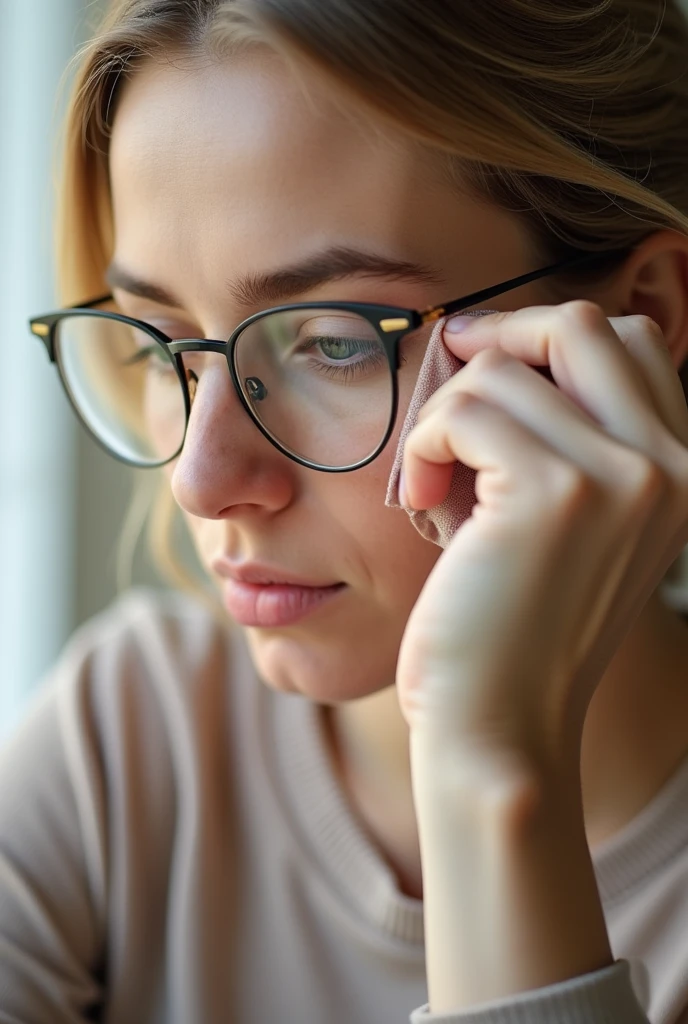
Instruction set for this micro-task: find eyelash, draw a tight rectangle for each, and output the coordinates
[298,336,387,381]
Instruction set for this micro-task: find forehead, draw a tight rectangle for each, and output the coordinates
[109,51,446,297]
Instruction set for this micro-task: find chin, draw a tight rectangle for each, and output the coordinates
[244,628,396,704]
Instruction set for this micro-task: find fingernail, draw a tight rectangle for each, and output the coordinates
[445,314,476,333]
[399,466,409,507]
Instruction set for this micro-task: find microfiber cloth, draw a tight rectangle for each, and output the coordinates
[385,310,500,547]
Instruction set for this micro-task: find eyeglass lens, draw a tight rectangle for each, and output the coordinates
[54,305,395,469]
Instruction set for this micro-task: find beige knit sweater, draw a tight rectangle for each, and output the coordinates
[0,587,687,1024]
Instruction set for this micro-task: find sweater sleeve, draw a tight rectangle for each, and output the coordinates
[409,960,651,1024]
[0,658,106,1021]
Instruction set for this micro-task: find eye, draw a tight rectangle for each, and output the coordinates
[122,342,177,375]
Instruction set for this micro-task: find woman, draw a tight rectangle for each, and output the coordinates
[3,0,688,1020]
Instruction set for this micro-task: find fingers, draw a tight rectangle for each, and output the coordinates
[607,315,688,446]
[443,301,686,453]
[414,347,648,495]
[402,303,688,542]
[404,388,612,531]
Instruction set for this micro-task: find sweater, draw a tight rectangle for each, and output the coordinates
[0,587,687,1024]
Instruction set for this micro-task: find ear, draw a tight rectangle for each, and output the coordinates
[615,229,688,379]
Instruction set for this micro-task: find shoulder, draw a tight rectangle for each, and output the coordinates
[55,585,232,672]
[47,586,246,753]
[0,585,246,859]
[13,587,245,803]
[50,586,237,707]
[0,589,246,990]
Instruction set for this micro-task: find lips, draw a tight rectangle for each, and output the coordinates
[221,579,346,627]
[211,557,341,589]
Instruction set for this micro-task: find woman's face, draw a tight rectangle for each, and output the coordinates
[109,48,545,703]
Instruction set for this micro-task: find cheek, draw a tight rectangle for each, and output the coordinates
[319,432,441,601]
[161,460,220,566]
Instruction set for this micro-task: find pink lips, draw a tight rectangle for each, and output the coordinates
[222,580,346,627]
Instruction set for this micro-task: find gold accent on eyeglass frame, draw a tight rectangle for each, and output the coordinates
[379,317,410,332]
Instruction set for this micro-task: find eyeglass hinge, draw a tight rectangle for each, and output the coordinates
[420,307,446,324]
[31,323,50,336]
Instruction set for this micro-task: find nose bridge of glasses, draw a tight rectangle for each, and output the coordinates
[169,339,230,399]
[168,338,228,356]
[169,338,235,409]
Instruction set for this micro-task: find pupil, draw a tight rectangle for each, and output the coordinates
[322,337,357,360]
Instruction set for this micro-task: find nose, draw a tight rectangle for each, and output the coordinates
[170,354,294,521]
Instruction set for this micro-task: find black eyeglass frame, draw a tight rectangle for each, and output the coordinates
[29,246,633,473]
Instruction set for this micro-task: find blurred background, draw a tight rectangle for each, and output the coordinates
[1,0,688,743]
[0,0,170,742]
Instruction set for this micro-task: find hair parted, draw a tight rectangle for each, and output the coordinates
[58,0,688,594]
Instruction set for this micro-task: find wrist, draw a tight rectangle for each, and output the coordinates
[409,720,578,806]
[409,728,612,1014]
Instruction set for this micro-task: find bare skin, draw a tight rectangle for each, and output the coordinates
[108,49,688,906]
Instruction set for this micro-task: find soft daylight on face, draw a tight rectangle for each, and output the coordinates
[107,46,546,704]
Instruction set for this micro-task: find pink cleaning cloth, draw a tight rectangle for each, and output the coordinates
[385,310,500,548]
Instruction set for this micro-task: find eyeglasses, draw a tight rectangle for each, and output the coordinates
[29,247,630,472]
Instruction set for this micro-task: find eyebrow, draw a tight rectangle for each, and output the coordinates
[105,245,445,312]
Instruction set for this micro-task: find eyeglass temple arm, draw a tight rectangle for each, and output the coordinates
[419,247,634,324]
[70,294,113,310]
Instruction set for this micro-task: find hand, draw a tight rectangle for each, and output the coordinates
[395,300,688,766]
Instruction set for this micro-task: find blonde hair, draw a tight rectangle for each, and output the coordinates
[58,0,688,594]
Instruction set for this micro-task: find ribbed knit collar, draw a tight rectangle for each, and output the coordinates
[266,685,426,949]
[591,750,688,906]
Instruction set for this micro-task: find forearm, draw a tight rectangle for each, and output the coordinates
[410,727,613,1016]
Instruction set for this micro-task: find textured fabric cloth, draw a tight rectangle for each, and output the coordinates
[1,587,687,1023]
[385,311,496,547]
[385,311,557,548]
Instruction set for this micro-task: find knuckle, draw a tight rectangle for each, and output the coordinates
[548,463,599,511]
[446,390,480,418]
[413,389,478,435]
[612,449,667,503]
[467,346,511,375]
[628,314,667,348]
[559,299,607,332]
